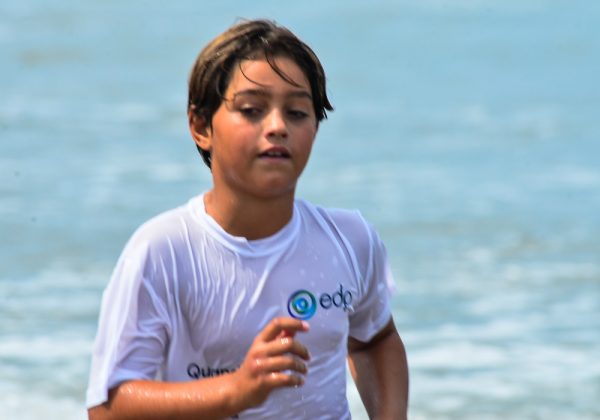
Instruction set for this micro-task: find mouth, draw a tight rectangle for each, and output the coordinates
[258,147,291,159]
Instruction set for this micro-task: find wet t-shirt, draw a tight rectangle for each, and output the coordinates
[87,195,395,419]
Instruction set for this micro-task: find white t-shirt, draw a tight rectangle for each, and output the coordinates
[87,195,395,419]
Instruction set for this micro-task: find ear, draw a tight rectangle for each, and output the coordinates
[188,109,212,152]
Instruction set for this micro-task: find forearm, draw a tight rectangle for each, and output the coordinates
[348,321,409,420]
[88,318,310,420]
[88,374,242,420]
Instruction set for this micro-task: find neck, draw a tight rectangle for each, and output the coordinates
[203,188,295,240]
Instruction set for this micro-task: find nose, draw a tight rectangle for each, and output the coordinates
[264,108,288,139]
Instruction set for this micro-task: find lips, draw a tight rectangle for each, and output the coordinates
[258,147,291,158]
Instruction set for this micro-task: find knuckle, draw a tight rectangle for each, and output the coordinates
[268,371,280,385]
[250,358,264,375]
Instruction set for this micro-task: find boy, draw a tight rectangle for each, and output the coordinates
[87,19,408,419]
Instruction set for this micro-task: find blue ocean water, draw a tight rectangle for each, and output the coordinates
[1,1,599,419]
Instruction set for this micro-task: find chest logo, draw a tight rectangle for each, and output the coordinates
[287,284,353,320]
[287,290,318,320]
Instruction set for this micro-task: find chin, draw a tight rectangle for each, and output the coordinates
[252,182,297,200]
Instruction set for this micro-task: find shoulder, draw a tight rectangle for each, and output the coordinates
[295,199,380,267]
[121,198,197,260]
[295,199,374,242]
[296,198,365,227]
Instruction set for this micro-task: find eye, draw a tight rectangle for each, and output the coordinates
[287,109,309,120]
[239,106,263,119]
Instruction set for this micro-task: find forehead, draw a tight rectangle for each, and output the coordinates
[226,56,311,93]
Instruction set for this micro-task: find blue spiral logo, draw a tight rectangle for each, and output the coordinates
[287,290,317,320]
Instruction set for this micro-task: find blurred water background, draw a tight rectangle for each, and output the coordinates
[1,0,599,419]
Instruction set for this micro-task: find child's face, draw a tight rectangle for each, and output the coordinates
[196,56,318,200]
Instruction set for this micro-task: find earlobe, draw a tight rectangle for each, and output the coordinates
[188,110,212,152]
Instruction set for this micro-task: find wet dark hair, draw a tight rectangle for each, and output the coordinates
[188,19,333,168]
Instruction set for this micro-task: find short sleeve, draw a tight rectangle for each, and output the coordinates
[86,237,171,408]
[347,222,395,343]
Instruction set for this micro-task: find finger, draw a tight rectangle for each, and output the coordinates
[279,329,294,338]
[252,355,308,376]
[264,336,311,361]
[265,371,305,388]
[259,317,309,342]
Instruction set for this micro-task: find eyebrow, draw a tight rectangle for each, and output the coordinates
[231,88,313,101]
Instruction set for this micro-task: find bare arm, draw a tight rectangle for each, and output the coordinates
[347,318,409,420]
[88,318,310,420]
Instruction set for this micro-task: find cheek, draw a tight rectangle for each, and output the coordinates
[295,131,316,167]
[213,125,251,154]
[299,127,317,151]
